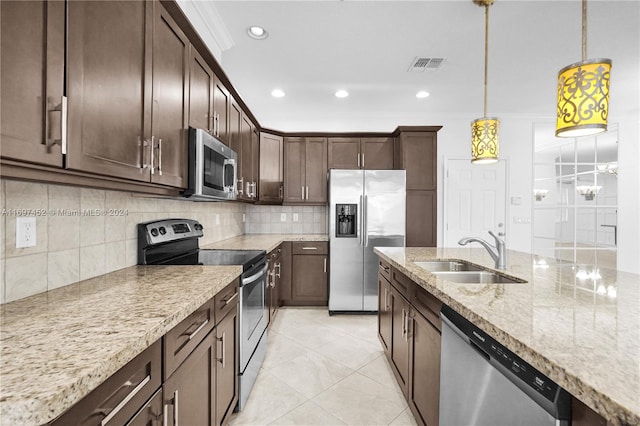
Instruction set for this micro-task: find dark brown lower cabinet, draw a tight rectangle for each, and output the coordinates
[163,330,216,426]
[127,390,163,426]
[378,274,392,357]
[406,190,436,247]
[215,304,239,426]
[267,246,282,324]
[408,309,441,426]
[291,242,328,305]
[389,285,410,398]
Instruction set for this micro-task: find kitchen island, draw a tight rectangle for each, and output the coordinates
[375,246,640,426]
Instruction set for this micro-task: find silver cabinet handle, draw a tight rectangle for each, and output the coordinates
[237,178,244,195]
[150,136,155,175]
[385,288,390,311]
[357,153,360,168]
[48,96,67,154]
[216,113,220,137]
[100,375,151,425]
[361,153,365,169]
[157,138,163,176]
[306,186,309,200]
[185,318,209,341]
[279,186,283,200]
[173,390,178,426]
[301,185,304,200]
[221,291,238,306]
[301,247,318,250]
[401,309,406,340]
[324,257,327,273]
[218,332,226,368]
[378,264,390,273]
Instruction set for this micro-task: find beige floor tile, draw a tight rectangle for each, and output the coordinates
[230,371,307,426]
[278,322,346,350]
[357,354,400,390]
[269,349,355,398]
[262,331,309,370]
[388,408,418,426]
[315,333,384,370]
[312,372,408,426]
[269,400,346,425]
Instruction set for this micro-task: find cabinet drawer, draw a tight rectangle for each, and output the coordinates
[292,241,328,255]
[411,285,442,332]
[391,267,412,297]
[51,339,161,426]
[126,389,162,426]
[214,278,240,325]
[378,258,391,282]
[164,297,216,379]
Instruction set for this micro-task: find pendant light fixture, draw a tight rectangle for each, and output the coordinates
[556,0,611,138]
[471,0,499,164]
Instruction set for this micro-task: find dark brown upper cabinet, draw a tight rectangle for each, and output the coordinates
[394,131,437,191]
[189,48,215,134]
[259,132,284,204]
[1,0,65,167]
[328,137,393,170]
[284,137,328,204]
[213,78,231,144]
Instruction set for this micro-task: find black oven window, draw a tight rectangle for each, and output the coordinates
[204,146,225,191]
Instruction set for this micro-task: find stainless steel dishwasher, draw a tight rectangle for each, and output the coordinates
[439,305,571,426]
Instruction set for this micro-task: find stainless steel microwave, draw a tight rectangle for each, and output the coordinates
[183,127,237,201]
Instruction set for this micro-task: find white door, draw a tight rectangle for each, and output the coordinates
[444,159,508,246]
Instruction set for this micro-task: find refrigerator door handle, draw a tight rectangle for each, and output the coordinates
[363,195,368,247]
[359,195,364,247]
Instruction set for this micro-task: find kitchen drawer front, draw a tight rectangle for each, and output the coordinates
[164,297,216,379]
[50,339,162,426]
[214,278,240,325]
[411,285,442,332]
[378,258,392,282]
[126,389,162,426]
[391,267,412,297]
[292,241,328,255]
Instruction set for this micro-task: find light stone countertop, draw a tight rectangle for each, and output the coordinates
[0,265,242,426]
[375,246,640,426]
[202,233,328,253]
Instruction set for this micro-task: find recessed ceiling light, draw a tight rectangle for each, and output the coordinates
[271,89,285,98]
[416,91,430,98]
[247,26,268,40]
[335,90,349,98]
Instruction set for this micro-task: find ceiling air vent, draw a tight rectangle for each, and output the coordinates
[407,57,446,72]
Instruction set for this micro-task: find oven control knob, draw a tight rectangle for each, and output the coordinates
[150,228,159,237]
[159,227,167,235]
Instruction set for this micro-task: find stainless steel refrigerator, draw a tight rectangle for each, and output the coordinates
[329,169,406,313]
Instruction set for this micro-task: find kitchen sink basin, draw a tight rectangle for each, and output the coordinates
[430,271,526,284]
[414,260,485,272]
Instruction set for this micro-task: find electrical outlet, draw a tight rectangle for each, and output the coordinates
[280,213,287,222]
[215,214,220,225]
[16,217,37,248]
[293,213,299,222]
[242,213,246,223]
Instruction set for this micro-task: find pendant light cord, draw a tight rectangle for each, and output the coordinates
[483,4,489,117]
[582,0,587,61]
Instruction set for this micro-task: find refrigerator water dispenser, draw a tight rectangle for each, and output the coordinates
[336,204,357,237]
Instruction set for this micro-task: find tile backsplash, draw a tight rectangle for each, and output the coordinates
[244,205,327,234]
[0,179,246,304]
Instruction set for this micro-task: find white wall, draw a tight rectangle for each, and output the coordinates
[616,118,640,273]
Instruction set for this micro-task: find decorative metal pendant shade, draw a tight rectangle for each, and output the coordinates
[471,0,499,164]
[556,0,612,138]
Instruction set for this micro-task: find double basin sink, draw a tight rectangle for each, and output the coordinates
[414,260,526,284]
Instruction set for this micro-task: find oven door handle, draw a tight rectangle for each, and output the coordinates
[242,263,269,286]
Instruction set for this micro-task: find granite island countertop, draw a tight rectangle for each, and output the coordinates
[375,246,640,426]
[0,265,242,425]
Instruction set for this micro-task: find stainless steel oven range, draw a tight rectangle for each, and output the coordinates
[137,218,268,412]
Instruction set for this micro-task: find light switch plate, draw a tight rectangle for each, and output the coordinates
[215,214,220,225]
[293,213,299,222]
[242,213,246,223]
[16,217,36,248]
[280,213,287,222]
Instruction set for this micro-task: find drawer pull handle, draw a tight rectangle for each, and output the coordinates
[101,375,151,425]
[301,247,318,250]
[378,264,390,272]
[217,332,226,368]
[222,292,238,306]
[184,318,209,341]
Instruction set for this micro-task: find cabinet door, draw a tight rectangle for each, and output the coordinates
[164,331,216,426]
[378,274,392,357]
[213,78,230,144]
[406,190,436,247]
[328,137,360,169]
[188,48,214,133]
[126,390,163,426]
[239,113,254,200]
[283,137,305,203]
[150,4,189,188]
[251,126,260,200]
[304,137,328,203]
[362,137,394,170]
[1,0,64,167]
[399,132,437,190]
[229,101,243,195]
[216,305,238,426]
[292,254,328,303]
[260,133,284,203]
[390,288,410,398]
[66,0,151,181]
[409,310,441,426]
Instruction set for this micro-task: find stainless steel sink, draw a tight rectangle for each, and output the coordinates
[431,271,526,284]
[414,260,485,272]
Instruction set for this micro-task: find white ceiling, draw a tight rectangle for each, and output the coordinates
[183,0,640,132]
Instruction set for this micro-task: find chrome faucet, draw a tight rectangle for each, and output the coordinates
[458,231,507,269]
